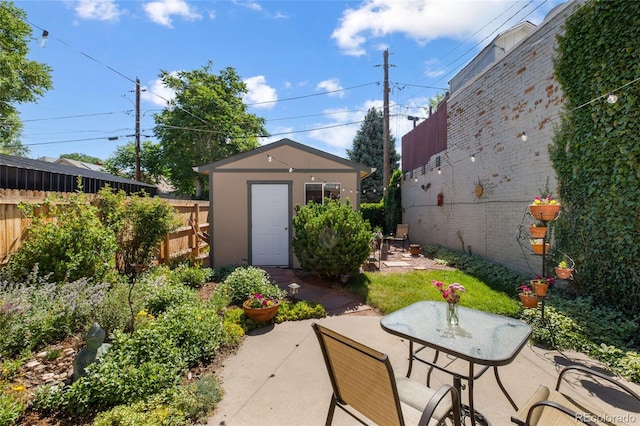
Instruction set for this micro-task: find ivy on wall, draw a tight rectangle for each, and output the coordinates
[550,0,640,314]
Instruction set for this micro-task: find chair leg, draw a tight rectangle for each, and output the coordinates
[325,395,337,426]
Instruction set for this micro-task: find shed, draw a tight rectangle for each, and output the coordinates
[195,138,374,268]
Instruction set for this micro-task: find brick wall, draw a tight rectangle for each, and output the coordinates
[402,2,577,275]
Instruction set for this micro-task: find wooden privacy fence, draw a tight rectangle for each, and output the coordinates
[0,189,210,266]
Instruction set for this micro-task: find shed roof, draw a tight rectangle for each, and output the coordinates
[195,138,374,179]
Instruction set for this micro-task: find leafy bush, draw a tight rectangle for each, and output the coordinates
[94,278,140,337]
[275,300,326,323]
[360,201,384,232]
[0,392,25,426]
[144,278,199,316]
[0,273,109,357]
[3,192,117,283]
[211,264,241,282]
[169,264,211,289]
[153,303,224,366]
[96,188,179,280]
[216,266,285,306]
[292,199,372,279]
[93,375,222,426]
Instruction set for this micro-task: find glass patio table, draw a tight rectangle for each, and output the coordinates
[380,301,532,426]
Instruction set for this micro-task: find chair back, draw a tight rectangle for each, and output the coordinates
[312,322,405,426]
[395,224,409,238]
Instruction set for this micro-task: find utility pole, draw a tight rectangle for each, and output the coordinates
[382,49,390,192]
[135,77,141,182]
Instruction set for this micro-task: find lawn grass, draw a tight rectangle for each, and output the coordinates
[346,270,520,317]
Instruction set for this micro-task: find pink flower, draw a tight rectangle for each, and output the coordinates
[433,280,466,303]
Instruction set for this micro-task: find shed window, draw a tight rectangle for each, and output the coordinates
[305,182,341,204]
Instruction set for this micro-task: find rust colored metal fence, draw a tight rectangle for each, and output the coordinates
[0,189,209,266]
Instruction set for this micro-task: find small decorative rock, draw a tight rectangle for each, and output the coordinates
[72,323,111,381]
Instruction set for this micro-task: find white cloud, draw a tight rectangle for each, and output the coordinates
[233,0,262,12]
[332,0,546,56]
[141,76,177,106]
[243,76,278,109]
[71,0,122,21]
[316,78,345,98]
[143,0,202,28]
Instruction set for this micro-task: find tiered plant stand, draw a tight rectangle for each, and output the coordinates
[528,204,561,319]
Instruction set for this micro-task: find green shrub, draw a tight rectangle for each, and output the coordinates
[34,327,187,413]
[96,188,179,280]
[145,279,199,316]
[216,267,285,306]
[0,273,109,357]
[153,302,224,366]
[169,264,211,289]
[211,264,241,282]
[0,392,25,426]
[3,192,116,283]
[275,300,326,323]
[93,375,222,426]
[292,199,372,279]
[360,202,384,232]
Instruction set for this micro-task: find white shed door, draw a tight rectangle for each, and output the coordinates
[251,184,289,266]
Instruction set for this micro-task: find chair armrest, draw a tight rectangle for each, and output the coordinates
[418,384,461,426]
[556,365,640,403]
[525,400,598,425]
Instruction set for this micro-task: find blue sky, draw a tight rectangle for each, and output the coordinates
[16,0,562,162]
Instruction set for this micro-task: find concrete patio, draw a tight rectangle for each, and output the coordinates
[207,269,640,425]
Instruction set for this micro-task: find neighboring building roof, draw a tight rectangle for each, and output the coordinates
[195,138,374,180]
[449,21,537,93]
[54,157,105,172]
[1,153,156,195]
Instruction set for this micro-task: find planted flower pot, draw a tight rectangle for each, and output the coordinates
[519,294,538,308]
[409,244,421,256]
[531,242,550,255]
[529,226,547,238]
[242,301,280,322]
[529,204,560,222]
[555,267,573,280]
[532,281,549,296]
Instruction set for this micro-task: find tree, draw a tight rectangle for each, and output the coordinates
[154,61,267,196]
[346,107,399,203]
[0,1,53,156]
[60,153,103,165]
[104,140,167,185]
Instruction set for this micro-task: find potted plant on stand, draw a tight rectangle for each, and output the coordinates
[530,239,550,255]
[529,195,560,222]
[555,260,575,279]
[518,284,538,308]
[529,222,547,238]
[531,276,553,297]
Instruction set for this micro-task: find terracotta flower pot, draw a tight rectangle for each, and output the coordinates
[532,281,549,296]
[531,242,550,255]
[242,301,280,322]
[529,204,561,222]
[519,294,538,308]
[529,226,547,238]
[409,244,421,256]
[555,267,573,280]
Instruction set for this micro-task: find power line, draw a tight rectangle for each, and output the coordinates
[245,82,378,106]
[21,111,132,123]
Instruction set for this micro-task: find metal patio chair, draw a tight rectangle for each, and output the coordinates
[511,364,640,425]
[312,322,461,426]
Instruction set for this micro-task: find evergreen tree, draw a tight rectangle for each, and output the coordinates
[346,107,399,203]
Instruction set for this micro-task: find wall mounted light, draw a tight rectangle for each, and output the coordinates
[224,136,232,144]
[311,175,315,181]
[607,92,618,104]
[520,132,528,142]
[267,154,272,162]
[414,177,418,182]
[437,167,442,175]
[470,154,476,162]
[288,167,293,173]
